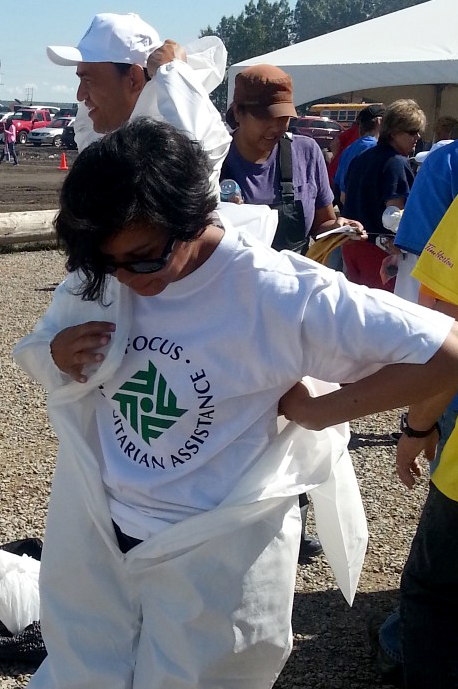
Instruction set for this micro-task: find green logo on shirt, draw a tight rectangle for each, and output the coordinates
[112,361,187,445]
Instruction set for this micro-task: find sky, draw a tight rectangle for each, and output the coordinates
[0,0,293,105]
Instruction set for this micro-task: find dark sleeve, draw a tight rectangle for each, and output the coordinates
[380,156,413,203]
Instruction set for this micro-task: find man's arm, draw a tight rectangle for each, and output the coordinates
[134,38,232,196]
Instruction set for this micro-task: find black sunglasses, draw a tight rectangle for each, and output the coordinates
[405,129,421,136]
[102,236,176,275]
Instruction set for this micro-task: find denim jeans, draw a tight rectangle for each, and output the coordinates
[400,483,458,688]
[0,142,18,164]
[379,608,402,663]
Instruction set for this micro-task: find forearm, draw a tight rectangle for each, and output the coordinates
[310,204,336,237]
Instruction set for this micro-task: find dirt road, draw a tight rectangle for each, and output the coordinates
[0,146,78,213]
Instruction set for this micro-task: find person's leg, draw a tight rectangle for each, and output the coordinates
[134,501,299,689]
[342,241,361,284]
[298,493,323,560]
[401,483,458,688]
[10,143,18,165]
[342,241,395,290]
[379,609,402,663]
[325,246,344,272]
[394,252,420,302]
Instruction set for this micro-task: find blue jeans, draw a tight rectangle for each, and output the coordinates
[0,142,18,164]
[400,483,458,688]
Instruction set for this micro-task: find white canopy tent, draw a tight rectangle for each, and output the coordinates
[227,0,458,109]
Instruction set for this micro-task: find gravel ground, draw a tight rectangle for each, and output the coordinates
[0,248,429,688]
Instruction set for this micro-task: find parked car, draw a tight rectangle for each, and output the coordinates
[62,119,77,150]
[288,116,343,149]
[56,106,78,119]
[0,108,53,144]
[34,105,60,117]
[27,116,74,147]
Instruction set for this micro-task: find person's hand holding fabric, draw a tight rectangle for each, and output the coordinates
[51,321,115,383]
[279,381,314,426]
[147,40,187,78]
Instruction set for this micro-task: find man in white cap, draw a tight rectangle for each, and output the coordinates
[47,12,231,186]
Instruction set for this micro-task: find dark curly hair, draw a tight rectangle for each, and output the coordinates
[55,117,217,301]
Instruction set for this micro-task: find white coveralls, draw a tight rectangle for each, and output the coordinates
[14,219,453,689]
[13,252,354,689]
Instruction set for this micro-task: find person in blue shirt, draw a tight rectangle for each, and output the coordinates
[334,104,385,196]
[394,139,458,302]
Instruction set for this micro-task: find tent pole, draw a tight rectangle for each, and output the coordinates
[434,84,446,127]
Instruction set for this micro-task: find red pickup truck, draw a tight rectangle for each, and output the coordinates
[0,108,52,144]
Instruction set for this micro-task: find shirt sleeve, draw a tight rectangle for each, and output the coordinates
[310,140,334,209]
[296,260,453,384]
[333,148,348,190]
[380,156,412,203]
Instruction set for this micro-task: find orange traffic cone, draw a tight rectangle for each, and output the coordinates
[58,152,68,171]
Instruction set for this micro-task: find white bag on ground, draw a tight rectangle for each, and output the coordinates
[0,550,40,635]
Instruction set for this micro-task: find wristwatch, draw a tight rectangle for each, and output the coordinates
[400,412,441,439]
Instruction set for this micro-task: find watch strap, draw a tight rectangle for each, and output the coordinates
[400,412,441,439]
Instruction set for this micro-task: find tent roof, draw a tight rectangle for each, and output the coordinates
[227,0,458,106]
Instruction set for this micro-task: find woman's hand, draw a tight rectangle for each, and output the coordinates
[279,381,318,429]
[51,321,116,383]
[147,40,187,78]
[337,216,368,241]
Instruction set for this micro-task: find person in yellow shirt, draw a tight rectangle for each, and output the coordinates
[395,200,458,688]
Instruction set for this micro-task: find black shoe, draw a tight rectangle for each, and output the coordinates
[298,535,323,563]
[390,431,402,442]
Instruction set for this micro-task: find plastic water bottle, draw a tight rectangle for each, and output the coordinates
[382,206,403,233]
[220,179,242,203]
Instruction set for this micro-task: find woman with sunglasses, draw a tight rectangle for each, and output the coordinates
[14,118,458,689]
[342,99,426,291]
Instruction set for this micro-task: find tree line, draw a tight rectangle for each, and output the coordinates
[199,0,428,111]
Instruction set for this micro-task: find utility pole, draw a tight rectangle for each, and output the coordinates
[25,85,34,105]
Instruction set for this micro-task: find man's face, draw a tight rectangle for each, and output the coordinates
[76,62,141,133]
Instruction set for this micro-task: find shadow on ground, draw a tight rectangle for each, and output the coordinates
[349,431,398,450]
[275,588,400,689]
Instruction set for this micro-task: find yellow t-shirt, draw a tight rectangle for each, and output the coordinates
[412,194,458,501]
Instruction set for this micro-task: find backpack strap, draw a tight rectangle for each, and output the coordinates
[278,134,295,204]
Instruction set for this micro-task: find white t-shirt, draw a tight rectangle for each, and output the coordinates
[96,225,451,539]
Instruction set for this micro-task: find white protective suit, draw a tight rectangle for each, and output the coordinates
[13,217,374,689]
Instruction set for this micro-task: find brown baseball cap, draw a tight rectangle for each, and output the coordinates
[230,64,297,121]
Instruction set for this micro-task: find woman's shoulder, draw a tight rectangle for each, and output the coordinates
[291,133,322,156]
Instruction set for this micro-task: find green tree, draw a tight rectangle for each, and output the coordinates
[200,0,294,112]
[293,0,429,42]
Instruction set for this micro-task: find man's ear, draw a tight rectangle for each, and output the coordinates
[128,64,147,95]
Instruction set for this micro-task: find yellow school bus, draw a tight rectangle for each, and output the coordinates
[309,103,383,129]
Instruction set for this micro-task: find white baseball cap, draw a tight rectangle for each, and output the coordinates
[47,13,162,67]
